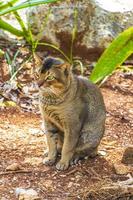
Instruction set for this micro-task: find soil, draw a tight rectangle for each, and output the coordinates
[0,71,133,200]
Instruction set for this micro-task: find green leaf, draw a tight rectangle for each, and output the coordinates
[12,9,29,40]
[0,101,16,107]
[0,18,24,36]
[6,1,30,41]
[0,0,61,15]
[0,0,19,10]
[90,27,133,83]
[0,49,4,57]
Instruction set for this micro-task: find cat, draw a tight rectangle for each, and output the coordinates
[36,57,106,170]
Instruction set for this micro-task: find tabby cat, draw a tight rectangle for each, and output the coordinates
[36,57,106,170]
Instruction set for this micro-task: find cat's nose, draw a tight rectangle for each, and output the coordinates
[37,80,45,87]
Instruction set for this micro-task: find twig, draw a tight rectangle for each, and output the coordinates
[90,168,102,180]
[100,174,133,197]
[118,173,133,186]
[0,170,32,175]
[66,168,79,175]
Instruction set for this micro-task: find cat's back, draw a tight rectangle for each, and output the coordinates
[77,76,103,99]
[77,76,101,95]
[77,75,106,117]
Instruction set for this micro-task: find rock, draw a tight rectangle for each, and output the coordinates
[122,146,133,165]
[0,30,12,42]
[6,163,22,171]
[29,128,43,136]
[27,0,133,61]
[98,150,107,156]
[67,182,74,188]
[1,197,8,200]
[43,180,53,190]
[15,188,41,200]
[24,157,43,166]
[113,163,130,175]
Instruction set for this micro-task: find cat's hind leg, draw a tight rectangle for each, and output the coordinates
[75,124,105,161]
[70,147,98,166]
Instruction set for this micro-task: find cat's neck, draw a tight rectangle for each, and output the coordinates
[39,93,64,105]
[39,75,78,106]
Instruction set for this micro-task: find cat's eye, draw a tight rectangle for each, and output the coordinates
[46,75,55,81]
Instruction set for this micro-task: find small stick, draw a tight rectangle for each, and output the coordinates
[66,168,79,175]
[90,168,101,178]
[0,170,32,175]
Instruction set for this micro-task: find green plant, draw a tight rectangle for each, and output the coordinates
[0,0,73,62]
[90,27,133,83]
[0,0,61,15]
[5,49,34,81]
[70,8,78,63]
[1,1,132,84]
[0,49,4,57]
[5,49,20,79]
[0,0,61,39]
[0,0,19,10]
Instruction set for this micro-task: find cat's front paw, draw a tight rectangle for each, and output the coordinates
[56,160,69,170]
[43,157,56,166]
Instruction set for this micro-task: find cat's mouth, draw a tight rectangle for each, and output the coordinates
[37,80,49,88]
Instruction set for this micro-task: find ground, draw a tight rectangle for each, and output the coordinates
[0,72,133,200]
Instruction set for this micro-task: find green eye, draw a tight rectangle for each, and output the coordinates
[47,75,55,81]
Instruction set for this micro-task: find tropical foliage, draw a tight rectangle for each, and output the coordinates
[90,27,133,83]
[0,0,133,83]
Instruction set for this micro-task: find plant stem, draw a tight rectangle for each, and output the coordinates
[7,1,30,42]
[70,8,78,63]
[13,11,29,40]
[38,42,71,63]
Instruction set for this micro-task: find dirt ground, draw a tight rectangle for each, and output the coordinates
[0,71,133,200]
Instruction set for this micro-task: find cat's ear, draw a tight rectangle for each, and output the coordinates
[61,63,72,76]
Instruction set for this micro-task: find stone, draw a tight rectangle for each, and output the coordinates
[113,163,130,175]
[67,182,74,188]
[42,180,53,190]
[15,188,41,200]
[6,163,22,171]
[1,197,8,200]
[24,157,43,166]
[98,150,107,156]
[122,146,133,165]
[28,128,42,136]
[27,0,133,61]
[0,30,11,41]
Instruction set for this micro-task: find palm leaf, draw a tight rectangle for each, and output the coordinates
[90,27,133,83]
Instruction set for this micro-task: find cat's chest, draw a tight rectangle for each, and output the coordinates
[43,105,57,117]
[43,105,63,130]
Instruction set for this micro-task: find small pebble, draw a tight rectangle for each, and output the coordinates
[6,163,22,171]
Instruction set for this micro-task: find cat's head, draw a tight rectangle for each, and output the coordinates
[34,57,72,95]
